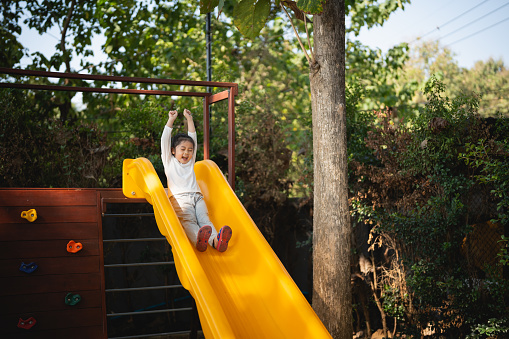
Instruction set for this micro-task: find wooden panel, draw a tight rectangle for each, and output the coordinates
[1,325,104,339]
[0,290,103,315]
[0,273,102,296]
[0,189,107,338]
[0,256,101,277]
[0,222,99,241]
[0,206,97,223]
[0,239,99,259]
[0,189,97,207]
[0,308,103,333]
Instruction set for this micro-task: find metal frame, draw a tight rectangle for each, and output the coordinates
[0,67,238,188]
[100,191,196,338]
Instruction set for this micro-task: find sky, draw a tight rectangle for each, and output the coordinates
[353,0,509,69]
[17,0,509,71]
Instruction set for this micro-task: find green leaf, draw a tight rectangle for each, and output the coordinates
[200,0,220,14]
[233,0,271,39]
[296,0,326,14]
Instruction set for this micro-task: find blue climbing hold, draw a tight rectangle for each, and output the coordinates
[19,262,38,274]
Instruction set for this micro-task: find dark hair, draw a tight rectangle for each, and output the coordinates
[171,133,195,149]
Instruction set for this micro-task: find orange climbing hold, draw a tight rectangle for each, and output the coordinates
[66,240,83,253]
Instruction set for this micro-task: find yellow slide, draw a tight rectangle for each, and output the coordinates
[123,158,331,339]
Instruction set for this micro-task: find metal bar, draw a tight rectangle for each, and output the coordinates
[190,298,199,339]
[106,308,192,317]
[203,96,210,160]
[228,89,236,189]
[206,12,212,90]
[103,238,166,243]
[105,285,182,292]
[102,213,154,217]
[0,67,238,188]
[108,330,192,339]
[0,82,207,97]
[0,67,237,88]
[104,261,174,268]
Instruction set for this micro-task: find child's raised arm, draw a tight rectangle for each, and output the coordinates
[183,108,196,133]
[166,110,178,128]
[162,110,177,167]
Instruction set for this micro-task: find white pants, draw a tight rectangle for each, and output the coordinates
[169,192,217,246]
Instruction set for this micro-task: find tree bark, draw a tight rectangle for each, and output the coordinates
[310,0,353,338]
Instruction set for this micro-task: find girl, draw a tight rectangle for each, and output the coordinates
[161,108,232,252]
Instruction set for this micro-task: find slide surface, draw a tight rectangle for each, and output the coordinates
[123,158,331,339]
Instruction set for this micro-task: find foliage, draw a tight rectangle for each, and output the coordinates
[0,88,108,187]
[350,77,509,336]
[459,129,509,226]
[346,40,417,118]
[498,236,509,267]
[466,318,509,339]
[404,40,509,118]
[235,96,292,207]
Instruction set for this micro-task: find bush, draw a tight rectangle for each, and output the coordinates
[349,76,509,337]
[0,88,109,187]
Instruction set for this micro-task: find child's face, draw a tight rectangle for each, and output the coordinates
[172,140,194,164]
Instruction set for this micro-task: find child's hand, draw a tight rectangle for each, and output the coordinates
[183,109,193,120]
[168,110,178,122]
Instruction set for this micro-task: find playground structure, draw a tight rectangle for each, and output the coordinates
[0,68,331,338]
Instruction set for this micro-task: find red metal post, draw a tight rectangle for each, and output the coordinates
[228,89,236,190]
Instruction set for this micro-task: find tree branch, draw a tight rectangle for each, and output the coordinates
[303,14,315,63]
[281,3,312,65]
[61,0,76,72]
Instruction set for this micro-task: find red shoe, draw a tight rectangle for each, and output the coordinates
[196,225,212,252]
[216,226,232,252]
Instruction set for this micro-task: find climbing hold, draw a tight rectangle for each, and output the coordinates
[64,292,82,306]
[66,240,83,253]
[19,262,38,274]
[20,209,37,222]
[17,317,36,330]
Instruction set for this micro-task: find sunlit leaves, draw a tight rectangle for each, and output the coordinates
[233,0,271,39]
[200,0,219,14]
[296,0,326,14]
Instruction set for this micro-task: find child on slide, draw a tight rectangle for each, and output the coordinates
[161,108,232,252]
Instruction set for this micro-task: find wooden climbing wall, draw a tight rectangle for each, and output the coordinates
[0,189,107,338]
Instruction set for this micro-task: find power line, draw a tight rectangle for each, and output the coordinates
[440,2,509,40]
[447,16,509,46]
[409,0,493,44]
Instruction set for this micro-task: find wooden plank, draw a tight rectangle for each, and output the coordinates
[0,206,98,223]
[1,325,104,339]
[0,290,103,315]
[0,239,99,259]
[0,273,102,296]
[0,256,101,278]
[0,222,99,241]
[0,308,103,333]
[0,189,97,207]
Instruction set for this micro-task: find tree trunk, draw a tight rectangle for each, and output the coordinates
[310,0,352,338]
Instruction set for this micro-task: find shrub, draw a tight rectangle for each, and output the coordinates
[349,76,509,337]
[0,88,109,187]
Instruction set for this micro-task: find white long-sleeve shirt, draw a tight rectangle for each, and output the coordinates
[161,126,201,196]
